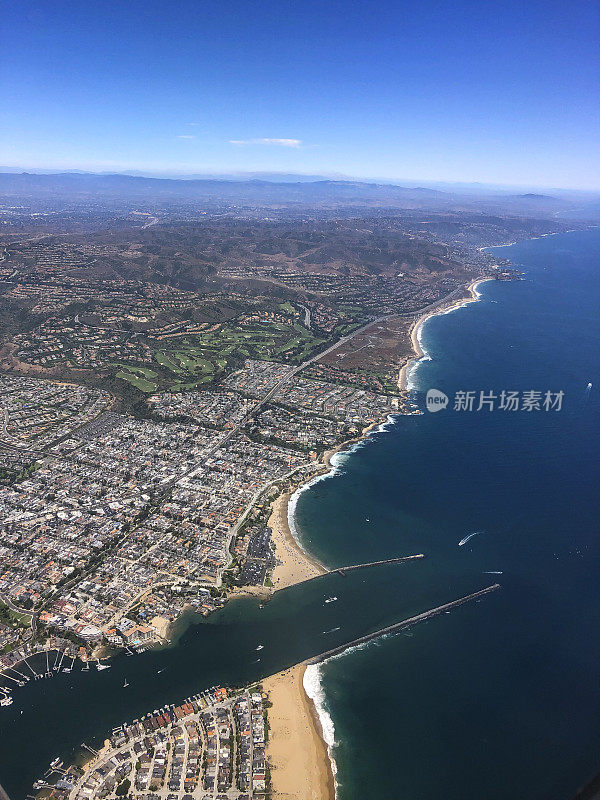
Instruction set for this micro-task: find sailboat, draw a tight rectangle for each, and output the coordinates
[123,679,129,688]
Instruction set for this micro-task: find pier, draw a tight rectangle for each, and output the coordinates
[332,553,424,576]
[307,583,501,663]
[292,553,426,587]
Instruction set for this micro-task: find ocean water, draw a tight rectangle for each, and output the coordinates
[1,229,598,798]
[294,228,600,800]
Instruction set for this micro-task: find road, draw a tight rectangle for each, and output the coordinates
[0,279,480,640]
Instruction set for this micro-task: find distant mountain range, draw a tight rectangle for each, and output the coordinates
[0,170,598,219]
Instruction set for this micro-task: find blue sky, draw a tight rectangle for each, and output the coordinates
[2,0,599,189]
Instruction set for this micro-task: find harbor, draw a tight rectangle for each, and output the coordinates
[0,552,500,797]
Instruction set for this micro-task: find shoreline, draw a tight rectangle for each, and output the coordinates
[0,277,495,685]
[265,274,495,796]
[269,490,327,591]
[269,418,388,590]
[264,663,336,800]
[398,276,494,391]
[479,226,590,251]
[266,276,495,597]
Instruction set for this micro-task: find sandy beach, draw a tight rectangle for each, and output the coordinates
[399,277,493,390]
[264,664,336,800]
[269,491,327,590]
[256,280,493,596]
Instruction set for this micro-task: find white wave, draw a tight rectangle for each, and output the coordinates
[286,486,316,557]
[303,664,339,796]
[287,434,377,551]
[372,413,399,434]
[327,640,370,662]
[416,319,431,356]
[405,355,429,391]
[406,279,494,391]
[405,323,433,391]
[320,635,393,666]
[472,282,487,300]
[439,300,470,315]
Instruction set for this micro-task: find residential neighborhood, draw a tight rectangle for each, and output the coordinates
[33,684,269,799]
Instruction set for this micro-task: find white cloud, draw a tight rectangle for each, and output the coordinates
[177,134,196,139]
[229,138,302,148]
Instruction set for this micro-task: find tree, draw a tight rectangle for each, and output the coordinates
[115,778,131,796]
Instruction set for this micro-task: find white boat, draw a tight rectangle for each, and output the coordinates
[96,663,111,671]
[0,696,13,706]
[123,679,129,687]
[50,757,63,769]
[255,645,264,651]
[325,596,338,604]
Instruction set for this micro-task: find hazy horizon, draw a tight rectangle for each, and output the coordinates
[1,164,599,195]
[3,0,599,192]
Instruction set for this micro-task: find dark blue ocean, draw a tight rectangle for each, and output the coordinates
[295,228,600,800]
[1,229,598,798]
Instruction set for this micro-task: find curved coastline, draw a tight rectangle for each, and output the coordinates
[399,277,494,392]
[273,274,495,800]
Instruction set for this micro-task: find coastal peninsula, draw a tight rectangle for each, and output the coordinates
[263,665,336,800]
[29,584,501,799]
[30,669,333,800]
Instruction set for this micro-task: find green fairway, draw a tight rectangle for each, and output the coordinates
[116,370,158,392]
[143,317,331,392]
[155,351,184,373]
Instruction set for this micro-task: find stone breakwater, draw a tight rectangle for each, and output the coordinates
[308,583,501,664]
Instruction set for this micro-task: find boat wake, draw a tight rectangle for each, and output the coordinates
[459,531,483,546]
